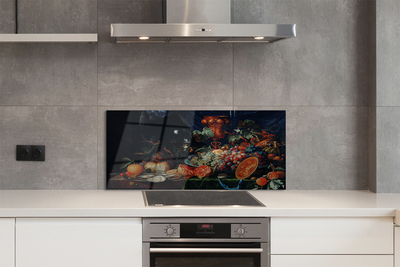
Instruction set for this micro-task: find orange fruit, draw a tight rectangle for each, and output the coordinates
[235,157,259,179]
[127,164,144,178]
[266,171,279,180]
[256,177,268,186]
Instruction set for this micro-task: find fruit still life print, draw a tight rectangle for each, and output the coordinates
[107,110,286,190]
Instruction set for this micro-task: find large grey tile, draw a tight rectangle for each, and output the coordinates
[0,0,15,33]
[98,0,163,43]
[233,0,374,107]
[286,106,369,190]
[98,43,233,107]
[0,43,97,106]
[17,0,97,33]
[0,106,97,190]
[376,107,400,193]
[377,0,400,106]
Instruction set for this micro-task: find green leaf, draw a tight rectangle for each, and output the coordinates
[202,127,214,138]
[122,157,132,162]
[228,135,241,143]
[242,131,255,140]
[192,130,202,135]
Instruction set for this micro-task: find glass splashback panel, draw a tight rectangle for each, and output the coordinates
[106,110,285,190]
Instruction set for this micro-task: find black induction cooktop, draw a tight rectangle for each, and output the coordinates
[143,190,264,206]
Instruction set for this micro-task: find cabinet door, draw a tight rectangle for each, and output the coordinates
[271,255,393,267]
[16,218,141,267]
[396,226,400,267]
[0,218,15,267]
[271,217,393,255]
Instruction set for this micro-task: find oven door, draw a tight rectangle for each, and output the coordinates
[143,242,269,267]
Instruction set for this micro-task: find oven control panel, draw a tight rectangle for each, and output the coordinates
[143,218,269,241]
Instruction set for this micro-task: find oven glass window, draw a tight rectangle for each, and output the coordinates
[151,252,260,267]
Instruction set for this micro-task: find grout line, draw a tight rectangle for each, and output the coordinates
[96,0,100,190]
[15,0,18,34]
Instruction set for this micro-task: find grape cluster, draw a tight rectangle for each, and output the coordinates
[189,145,270,172]
[216,145,267,172]
[190,151,221,168]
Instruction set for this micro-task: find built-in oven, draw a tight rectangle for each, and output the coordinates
[142,217,269,267]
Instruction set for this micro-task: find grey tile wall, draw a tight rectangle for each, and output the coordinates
[376,108,400,193]
[0,43,97,106]
[0,107,97,189]
[0,0,98,189]
[0,0,16,33]
[0,0,382,191]
[375,0,400,192]
[376,0,400,107]
[97,43,234,107]
[233,0,373,107]
[17,0,97,33]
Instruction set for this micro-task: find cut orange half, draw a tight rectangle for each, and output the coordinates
[235,157,259,179]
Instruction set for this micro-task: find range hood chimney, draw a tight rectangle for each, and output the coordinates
[111,0,296,43]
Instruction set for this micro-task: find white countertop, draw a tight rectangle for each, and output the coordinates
[0,190,399,223]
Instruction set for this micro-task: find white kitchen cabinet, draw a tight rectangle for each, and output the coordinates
[16,218,142,267]
[271,217,393,254]
[271,255,393,267]
[0,218,15,267]
[396,226,400,267]
[270,217,394,267]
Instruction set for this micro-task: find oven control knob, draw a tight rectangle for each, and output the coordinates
[237,227,246,236]
[166,227,175,236]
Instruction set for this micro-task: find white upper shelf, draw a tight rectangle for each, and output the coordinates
[0,33,97,43]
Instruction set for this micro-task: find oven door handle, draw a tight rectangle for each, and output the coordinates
[149,248,263,253]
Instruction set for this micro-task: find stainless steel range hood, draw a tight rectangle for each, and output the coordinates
[111,0,296,44]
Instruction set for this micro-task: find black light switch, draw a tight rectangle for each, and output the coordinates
[16,145,45,161]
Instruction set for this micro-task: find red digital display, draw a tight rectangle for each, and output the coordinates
[198,224,213,230]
